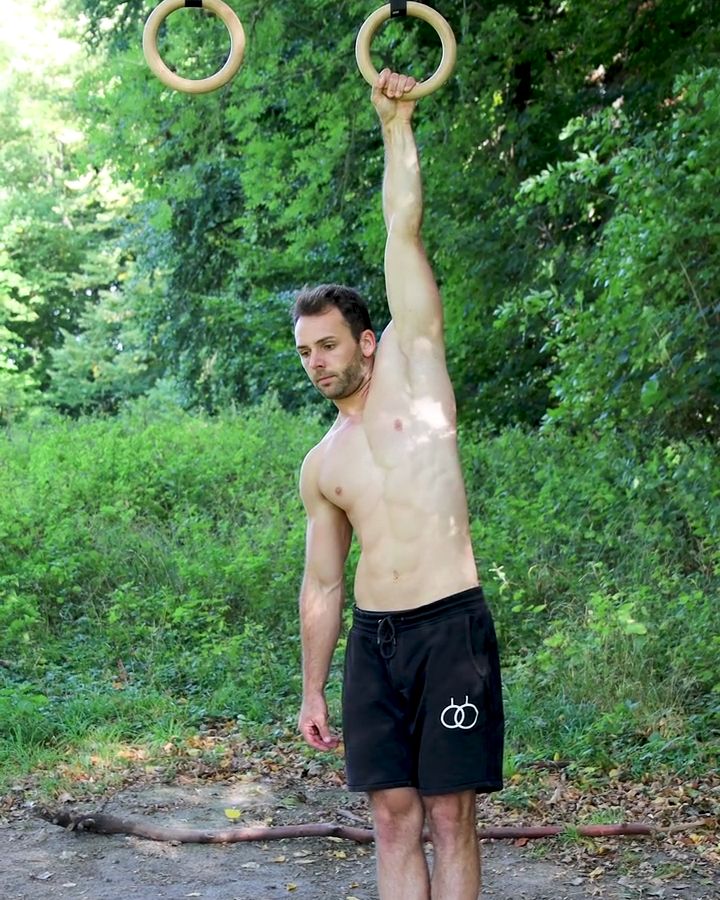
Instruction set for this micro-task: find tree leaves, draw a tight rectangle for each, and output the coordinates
[2,1,719,431]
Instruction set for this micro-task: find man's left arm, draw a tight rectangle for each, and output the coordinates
[373,69,444,356]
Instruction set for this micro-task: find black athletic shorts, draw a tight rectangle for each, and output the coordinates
[343,585,504,795]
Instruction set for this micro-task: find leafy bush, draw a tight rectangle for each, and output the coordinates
[0,398,322,664]
[1,408,718,774]
[464,425,720,767]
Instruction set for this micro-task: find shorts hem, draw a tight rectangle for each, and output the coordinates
[418,780,504,796]
[347,779,414,793]
[347,779,503,795]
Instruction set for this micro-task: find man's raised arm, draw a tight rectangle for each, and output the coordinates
[297,448,351,751]
[372,69,443,352]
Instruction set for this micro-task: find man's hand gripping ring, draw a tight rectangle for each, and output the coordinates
[355,2,457,100]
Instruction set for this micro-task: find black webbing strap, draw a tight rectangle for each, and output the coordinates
[390,0,407,17]
[185,0,203,7]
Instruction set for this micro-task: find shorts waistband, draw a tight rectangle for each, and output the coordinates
[352,585,485,634]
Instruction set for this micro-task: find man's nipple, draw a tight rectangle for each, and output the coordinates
[393,418,403,432]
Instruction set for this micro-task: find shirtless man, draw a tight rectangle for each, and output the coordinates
[293,69,504,899]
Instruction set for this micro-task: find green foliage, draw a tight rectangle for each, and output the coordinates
[468,427,719,684]
[1,409,718,780]
[0,3,139,421]
[0,399,325,779]
[1,1,717,433]
[46,276,162,415]
[0,398,320,649]
[464,425,720,768]
[0,685,50,749]
[0,576,42,653]
[508,68,720,435]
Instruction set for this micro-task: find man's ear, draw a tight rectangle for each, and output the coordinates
[359,329,377,359]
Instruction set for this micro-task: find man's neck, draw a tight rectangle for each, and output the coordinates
[333,372,373,420]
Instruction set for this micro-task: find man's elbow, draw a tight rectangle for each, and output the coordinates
[387,207,423,240]
[299,577,345,610]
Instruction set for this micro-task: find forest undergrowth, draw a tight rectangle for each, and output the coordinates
[1,401,717,800]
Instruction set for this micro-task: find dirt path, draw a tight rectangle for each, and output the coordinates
[2,779,718,900]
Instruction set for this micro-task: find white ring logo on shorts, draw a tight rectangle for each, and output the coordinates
[440,696,479,730]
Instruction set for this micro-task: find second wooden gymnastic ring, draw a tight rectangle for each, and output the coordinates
[355,2,457,100]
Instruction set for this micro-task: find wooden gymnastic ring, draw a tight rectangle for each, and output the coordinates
[355,2,457,100]
[142,0,245,94]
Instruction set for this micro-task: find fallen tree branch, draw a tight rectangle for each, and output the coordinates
[666,818,716,836]
[36,806,671,844]
[478,824,657,839]
[38,806,374,843]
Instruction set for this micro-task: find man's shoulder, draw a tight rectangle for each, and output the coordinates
[299,442,323,510]
[302,423,338,465]
[299,431,351,515]
[301,440,323,476]
[300,429,335,485]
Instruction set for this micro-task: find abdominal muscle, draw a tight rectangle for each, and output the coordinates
[354,534,479,611]
[335,426,480,611]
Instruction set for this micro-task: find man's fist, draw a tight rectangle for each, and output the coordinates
[298,695,340,751]
[372,68,417,124]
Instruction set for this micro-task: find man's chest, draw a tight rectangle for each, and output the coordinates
[317,417,392,514]
[316,407,447,522]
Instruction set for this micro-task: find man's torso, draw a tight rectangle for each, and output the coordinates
[311,323,479,610]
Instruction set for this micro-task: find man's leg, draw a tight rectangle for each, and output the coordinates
[369,787,430,900]
[423,790,481,899]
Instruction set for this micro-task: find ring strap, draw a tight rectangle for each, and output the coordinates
[390,0,407,17]
[185,0,203,6]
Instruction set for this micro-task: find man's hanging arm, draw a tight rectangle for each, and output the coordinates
[297,449,351,751]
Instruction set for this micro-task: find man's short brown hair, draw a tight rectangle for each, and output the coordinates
[292,284,373,341]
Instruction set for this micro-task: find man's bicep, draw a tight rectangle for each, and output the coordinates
[384,229,444,350]
[300,459,351,592]
[303,503,352,591]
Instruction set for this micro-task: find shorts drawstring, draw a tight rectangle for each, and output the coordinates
[377,616,397,660]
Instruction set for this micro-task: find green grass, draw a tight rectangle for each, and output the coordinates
[0,681,195,789]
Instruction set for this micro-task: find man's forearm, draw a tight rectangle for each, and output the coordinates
[299,586,343,699]
[381,119,423,235]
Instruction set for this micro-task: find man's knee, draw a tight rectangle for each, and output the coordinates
[423,790,477,845]
[369,787,426,848]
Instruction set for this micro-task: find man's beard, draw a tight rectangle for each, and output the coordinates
[316,354,366,400]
